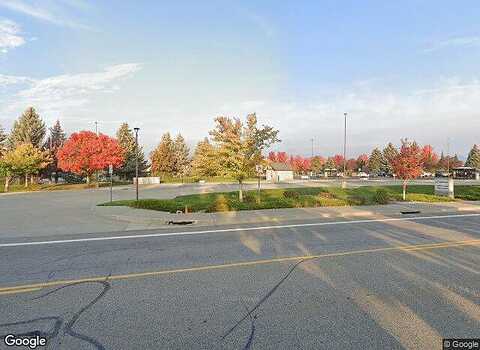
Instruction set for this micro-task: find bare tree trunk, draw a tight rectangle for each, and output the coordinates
[238,180,243,202]
[31,174,34,185]
[25,173,28,188]
[86,175,90,185]
[402,180,407,201]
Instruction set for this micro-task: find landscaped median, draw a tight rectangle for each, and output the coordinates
[99,185,480,213]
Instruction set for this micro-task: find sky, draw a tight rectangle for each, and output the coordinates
[1,0,480,159]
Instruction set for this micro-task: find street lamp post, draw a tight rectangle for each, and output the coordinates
[342,112,347,188]
[134,127,140,201]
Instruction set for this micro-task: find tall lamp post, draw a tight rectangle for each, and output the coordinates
[342,112,348,188]
[134,127,140,201]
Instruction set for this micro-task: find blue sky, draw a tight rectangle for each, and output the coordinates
[1,0,480,158]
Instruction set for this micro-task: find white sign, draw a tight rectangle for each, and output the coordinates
[434,177,454,198]
[108,164,113,175]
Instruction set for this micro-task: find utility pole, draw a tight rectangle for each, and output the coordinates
[310,138,314,158]
[94,121,99,188]
[134,127,140,201]
[447,137,450,175]
[342,112,347,188]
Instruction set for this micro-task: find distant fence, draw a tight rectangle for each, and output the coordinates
[133,177,161,185]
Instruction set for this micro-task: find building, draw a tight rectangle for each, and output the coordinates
[266,162,294,182]
[452,167,480,180]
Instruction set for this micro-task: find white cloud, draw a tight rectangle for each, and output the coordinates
[424,36,480,53]
[0,0,90,29]
[0,63,142,119]
[0,19,25,53]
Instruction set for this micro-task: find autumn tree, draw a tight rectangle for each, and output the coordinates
[421,145,439,173]
[57,131,124,184]
[209,113,279,201]
[2,143,51,188]
[150,133,176,177]
[43,120,66,183]
[368,148,383,175]
[332,154,345,170]
[324,158,336,170]
[289,155,311,173]
[382,142,398,175]
[268,151,288,163]
[191,138,221,177]
[0,124,6,157]
[437,153,463,171]
[173,134,190,177]
[392,139,424,200]
[356,154,369,171]
[8,107,46,149]
[116,123,147,180]
[465,144,480,169]
[311,156,325,173]
[346,158,357,172]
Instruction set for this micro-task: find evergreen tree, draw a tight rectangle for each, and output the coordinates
[382,142,399,174]
[368,148,383,175]
[465,144,480,169]
[43,120,66,182]
[116,123,147,180]
[191,138,221,177]
[173,133,190,177]
[8,107,46,149]
[150,132,176,177]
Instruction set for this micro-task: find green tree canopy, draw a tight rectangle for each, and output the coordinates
[209,113,279,201]
[116,123,147,180]
[382,142,398,174]
[368,148,383,175]
[173,133,190,177]
[43,120,66,181]
[8,107,46,149]
[465,144,480,169]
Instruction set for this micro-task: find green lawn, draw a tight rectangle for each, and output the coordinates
[99,185,480,213]
[0,181,131,193]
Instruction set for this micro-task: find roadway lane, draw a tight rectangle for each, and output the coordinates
[0,214,479,349]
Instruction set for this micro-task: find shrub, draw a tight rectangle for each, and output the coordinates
[374,189,390,204]
[208,194,230,212]
[283,190,300,199]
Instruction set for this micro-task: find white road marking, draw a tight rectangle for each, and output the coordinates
[0,213,479,248]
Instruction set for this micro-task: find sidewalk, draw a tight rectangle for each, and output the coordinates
[94,200,480,230]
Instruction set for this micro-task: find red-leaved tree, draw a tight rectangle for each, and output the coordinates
[421,145,439,173]
[392,139,424,200]
[57,131,124,184]
[332,154,345,170]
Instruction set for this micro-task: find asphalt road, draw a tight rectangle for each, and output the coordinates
[1,213,479,349]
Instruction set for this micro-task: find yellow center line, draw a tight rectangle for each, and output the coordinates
[1,239,479,295]
[0,287,42,296]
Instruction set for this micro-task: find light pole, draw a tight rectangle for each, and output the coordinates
[134,127,140,201]
[94,121,99,187]
[310,138,314,158]
[342,112,347,188]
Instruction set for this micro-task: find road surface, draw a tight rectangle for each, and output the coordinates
[1,213,479,349]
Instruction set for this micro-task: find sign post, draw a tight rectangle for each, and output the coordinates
[109,164,113,203]
[255,165,263,203]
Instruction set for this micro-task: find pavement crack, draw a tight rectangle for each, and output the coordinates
[32,280,111,350]
[222,258,312,341]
